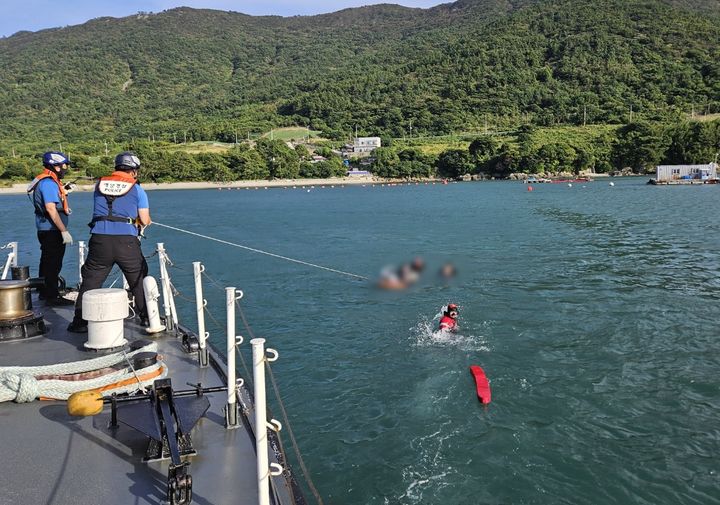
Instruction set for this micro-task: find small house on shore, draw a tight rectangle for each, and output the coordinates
[654,163,717,183]
[341,137,381,158]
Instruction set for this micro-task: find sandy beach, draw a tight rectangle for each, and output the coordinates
[0,175,438,195]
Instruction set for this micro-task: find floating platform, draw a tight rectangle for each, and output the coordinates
[647,178,719,185]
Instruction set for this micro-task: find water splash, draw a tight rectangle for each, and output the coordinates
[409,315,490,352]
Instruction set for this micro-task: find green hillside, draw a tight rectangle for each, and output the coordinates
[0,0,718,154]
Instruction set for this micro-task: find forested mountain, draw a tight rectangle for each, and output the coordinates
[0,0,719,149]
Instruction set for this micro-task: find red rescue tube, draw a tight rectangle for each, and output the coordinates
[470,365,491,404]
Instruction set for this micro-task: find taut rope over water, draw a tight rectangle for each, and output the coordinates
[153,221,369,281]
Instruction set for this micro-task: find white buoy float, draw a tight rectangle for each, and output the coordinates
[609,182,615,187]
[568,183,573,188]
[143,276,166,334]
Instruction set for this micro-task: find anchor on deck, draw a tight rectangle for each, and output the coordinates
[110,378,220,505]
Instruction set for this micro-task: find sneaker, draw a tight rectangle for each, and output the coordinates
[46,297,75,306]
[67,319,88,333]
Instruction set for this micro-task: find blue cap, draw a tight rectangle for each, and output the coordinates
[42,151,70,167]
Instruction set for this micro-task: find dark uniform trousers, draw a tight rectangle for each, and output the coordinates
[74,234,148,320]
[37,230,66,299]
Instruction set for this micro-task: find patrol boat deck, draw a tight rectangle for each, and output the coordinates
[0,288,304,504]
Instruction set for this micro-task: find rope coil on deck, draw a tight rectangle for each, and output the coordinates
[0,342,166,403]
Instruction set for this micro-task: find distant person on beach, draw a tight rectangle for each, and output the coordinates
[27,151,75,306]
[68,152,151,332]
[438,303,459,332]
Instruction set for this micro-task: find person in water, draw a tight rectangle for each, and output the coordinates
[377,256,425,290]
[438,303,459,331]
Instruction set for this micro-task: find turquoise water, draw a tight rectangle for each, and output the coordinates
[2,178,719,504]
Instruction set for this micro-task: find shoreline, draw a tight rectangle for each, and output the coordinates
[0,175,405,195]
[0,173,618,195]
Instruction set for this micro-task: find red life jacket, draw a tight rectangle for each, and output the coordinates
[27,169,70,216]
[438,315,457,331]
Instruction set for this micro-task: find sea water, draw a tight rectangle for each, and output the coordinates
[2,178,719,505]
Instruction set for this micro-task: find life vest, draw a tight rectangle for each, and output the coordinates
[438,315,457,331]
[27,169,70,216]
[89,172,138,228]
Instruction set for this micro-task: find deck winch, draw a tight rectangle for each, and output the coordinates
[0,277,46,341]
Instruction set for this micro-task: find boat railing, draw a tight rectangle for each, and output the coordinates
[1,241,18,280]
[157,242,179,331]
[158,247,316,505]
[192,261,210,367]
[78,240,86,286]
[7,238,316,504]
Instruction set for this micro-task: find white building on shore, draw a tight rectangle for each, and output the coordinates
[352,137,381,154]
[655,163,717,182]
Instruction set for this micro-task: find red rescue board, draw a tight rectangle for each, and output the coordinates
[470,365,491,404]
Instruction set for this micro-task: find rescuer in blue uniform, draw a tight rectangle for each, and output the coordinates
[27,152,75,305]
[68,152,151,332]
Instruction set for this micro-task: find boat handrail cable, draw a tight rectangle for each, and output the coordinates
[168,273,254,382]
[234,295,324,505]
[153,221,369,281]
[265,360,324,505]
[152,259,323,503]
[194,267,323,504]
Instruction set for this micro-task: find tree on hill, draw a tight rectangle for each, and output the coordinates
[612,122,669,172]
[437,149,473,178]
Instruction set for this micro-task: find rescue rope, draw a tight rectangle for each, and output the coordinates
[152,221,369,281]
[0,342,167,403]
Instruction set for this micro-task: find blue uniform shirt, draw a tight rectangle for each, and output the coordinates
[34,178,69,231]
[91,184,149,236]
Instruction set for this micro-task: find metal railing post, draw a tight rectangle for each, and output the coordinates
[1,242,18,280]
[78,240,86,286]
[193,262,209,367]
[225,287,243,428]
[251,338,283,505]
[157,243,174,331]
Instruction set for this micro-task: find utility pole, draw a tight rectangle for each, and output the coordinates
[583,105,587,127]
[12,147,16,158]
[234,130,238,145]
[629,105,633,123]
[59,143,63,152]
[409,119,413,139]
[184,131,187,144]
[173,132,177,144]
[104,141,108,155]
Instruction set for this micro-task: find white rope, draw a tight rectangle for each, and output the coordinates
[0,342,158,376]
[0,362,168,403]
[153,221,369,281]
[0,342,164,403]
